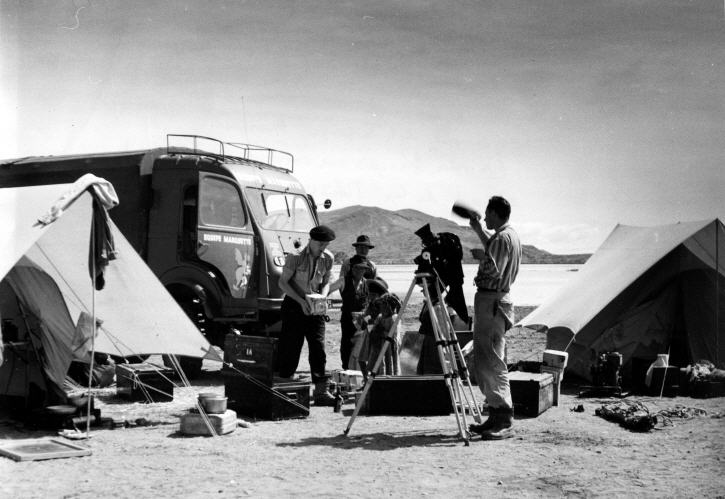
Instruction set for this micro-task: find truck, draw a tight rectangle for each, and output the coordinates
[0,134,327,376]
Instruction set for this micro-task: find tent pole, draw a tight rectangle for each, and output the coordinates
[86,213,97,436]
[717,221,720,368]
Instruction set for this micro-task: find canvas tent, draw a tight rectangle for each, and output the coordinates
[520,219,725,382]
[0,181,221,405]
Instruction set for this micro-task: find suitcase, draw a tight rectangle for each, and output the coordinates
[223,334,278,385]
[509,371,554,417]
[116,363,174,403]
[362,375,452,416]
[224,372,310,420]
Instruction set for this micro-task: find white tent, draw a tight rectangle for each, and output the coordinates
[1,181,221,396]
[520,219,725,382]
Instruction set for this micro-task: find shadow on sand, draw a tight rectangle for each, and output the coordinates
[276,428,466,451]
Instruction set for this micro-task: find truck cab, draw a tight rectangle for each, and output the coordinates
[148,136,320,345]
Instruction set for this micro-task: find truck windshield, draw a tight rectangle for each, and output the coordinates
[245,188,316,232]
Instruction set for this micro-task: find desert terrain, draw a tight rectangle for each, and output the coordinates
[1,300,724,498]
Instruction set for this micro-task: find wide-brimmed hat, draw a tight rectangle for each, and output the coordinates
[352,235,374,248]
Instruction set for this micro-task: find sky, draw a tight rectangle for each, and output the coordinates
[2,0,724,254]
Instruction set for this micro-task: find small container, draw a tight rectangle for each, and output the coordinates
[199,395,227,414]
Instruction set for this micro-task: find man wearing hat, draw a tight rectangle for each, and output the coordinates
[330,235,379,370]
[277,225,337,405]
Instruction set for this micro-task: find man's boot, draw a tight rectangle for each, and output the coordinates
[469,408,498,435]
[480,407,514,440]
[313,380,336,406]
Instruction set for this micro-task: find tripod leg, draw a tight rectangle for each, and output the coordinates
[421,279,470,445]
[344,276,417,436]
[440,311,483,423]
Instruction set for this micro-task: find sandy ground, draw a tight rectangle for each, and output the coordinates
[2,301,724,498]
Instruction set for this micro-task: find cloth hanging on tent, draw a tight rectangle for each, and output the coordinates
[89,196,117,290]
[34,174,120,290]
[36,173,119,225]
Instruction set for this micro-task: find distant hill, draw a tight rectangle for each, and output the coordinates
[318,205,591,265]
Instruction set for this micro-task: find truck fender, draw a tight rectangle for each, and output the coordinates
[160,266,223,318]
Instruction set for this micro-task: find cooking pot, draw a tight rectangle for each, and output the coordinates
[199,396,227,414]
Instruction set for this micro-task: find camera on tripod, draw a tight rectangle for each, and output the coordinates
[413,224,464,291]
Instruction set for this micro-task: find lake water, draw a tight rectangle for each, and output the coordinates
[332,264,582,307]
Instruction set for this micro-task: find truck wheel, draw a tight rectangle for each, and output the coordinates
[165,294,207,379]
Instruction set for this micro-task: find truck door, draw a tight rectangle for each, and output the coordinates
[197,174,256,300]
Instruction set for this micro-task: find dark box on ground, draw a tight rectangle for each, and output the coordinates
[509,371,553,417]
[116,363,174,402]
[648,366,679,396]
[223,334,278,385]
[223,371,310,420]
[361,375,452,416]
[690,380,725,398]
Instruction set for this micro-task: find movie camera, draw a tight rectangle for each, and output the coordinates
[412,227,464,295]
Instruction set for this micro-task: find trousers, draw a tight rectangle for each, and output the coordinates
[277,296,327,382]
[473,291,514,410]
[339,311,358,370]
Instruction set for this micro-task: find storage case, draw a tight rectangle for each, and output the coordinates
[691,380,725,398]
[116,363,174,402]
[179,409,237,436]
[509,371,554,417]
[542,350,568,370]
[223,334,278,384]
[332,370,365,391]
[224,372,310,420]
[361,375,452,416]
[648,366,679,396]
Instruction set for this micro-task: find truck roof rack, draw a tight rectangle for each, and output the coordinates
[166,134,294,172]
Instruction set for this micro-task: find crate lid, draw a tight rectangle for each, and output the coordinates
[509,371,554,384]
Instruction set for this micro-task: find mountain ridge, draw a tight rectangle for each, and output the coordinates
[318,205,590,265]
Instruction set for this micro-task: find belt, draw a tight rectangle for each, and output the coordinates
[477,287,508,293]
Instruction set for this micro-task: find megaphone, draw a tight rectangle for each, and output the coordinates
[451,201,480,220]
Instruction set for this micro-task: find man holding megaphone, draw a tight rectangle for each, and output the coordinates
[464,196,522,440]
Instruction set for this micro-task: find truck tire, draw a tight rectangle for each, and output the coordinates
[163,294,206,379]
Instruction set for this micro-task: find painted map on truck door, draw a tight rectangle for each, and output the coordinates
[198,231,254,299]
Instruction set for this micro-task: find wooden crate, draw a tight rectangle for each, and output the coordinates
[509,371,554,417]
[224,372,310,420]
[362,375,452,416]
[223,334,278,385]
[116,363,174,403]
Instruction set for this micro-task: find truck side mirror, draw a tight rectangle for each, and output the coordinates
[323,199,332,209]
